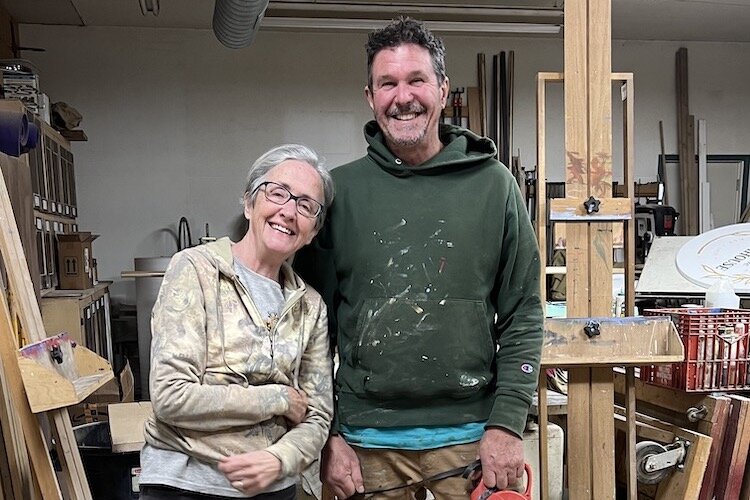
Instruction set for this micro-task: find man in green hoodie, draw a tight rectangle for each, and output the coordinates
[295,17,543,499]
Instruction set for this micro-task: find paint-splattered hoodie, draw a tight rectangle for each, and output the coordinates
[295,122,543,439]
[144,237,333,477]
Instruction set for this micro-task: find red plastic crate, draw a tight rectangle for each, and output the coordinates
[642,308,750,392]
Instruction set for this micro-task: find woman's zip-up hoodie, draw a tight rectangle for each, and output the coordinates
[144,237,333,477]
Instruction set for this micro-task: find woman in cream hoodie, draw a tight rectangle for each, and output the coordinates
[140,144,334,500]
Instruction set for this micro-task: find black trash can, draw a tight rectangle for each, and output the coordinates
[74,421,141,499]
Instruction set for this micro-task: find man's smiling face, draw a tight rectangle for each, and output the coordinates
[366,43,449,164]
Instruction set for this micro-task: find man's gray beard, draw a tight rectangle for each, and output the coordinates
[386,128,426,149]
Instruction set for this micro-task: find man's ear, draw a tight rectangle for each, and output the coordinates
[365,86,375,112]
[440,77,450,109]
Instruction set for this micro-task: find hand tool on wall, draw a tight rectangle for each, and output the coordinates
[451,89,460,125]
[457,87,465,128]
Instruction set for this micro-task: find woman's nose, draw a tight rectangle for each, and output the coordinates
[278,199,298,218]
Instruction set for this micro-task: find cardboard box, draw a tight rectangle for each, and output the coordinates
[57,232,98,290]
[70,359,133,425]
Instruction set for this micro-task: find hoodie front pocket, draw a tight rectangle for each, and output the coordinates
[348,297,495,401]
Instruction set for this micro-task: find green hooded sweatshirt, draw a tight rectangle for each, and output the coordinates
[295,122,543,438]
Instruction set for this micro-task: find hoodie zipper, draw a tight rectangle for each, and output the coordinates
[233,275,305,380]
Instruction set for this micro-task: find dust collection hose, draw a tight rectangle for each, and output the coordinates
[213,0,271,49]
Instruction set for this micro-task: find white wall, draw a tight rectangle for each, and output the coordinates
[18,25,750,304]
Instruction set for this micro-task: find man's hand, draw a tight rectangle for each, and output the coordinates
[478,427,525,491]
[219,450,282,496]
[284,387,308,425]
[321,435,365,499]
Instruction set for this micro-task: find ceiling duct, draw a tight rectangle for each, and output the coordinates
[213,0,271,48]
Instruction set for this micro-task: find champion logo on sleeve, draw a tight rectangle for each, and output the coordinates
[520,363,534,374]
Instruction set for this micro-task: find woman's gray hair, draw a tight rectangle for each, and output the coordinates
[242,144,335,230]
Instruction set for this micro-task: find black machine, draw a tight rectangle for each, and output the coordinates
[635,204,679,263]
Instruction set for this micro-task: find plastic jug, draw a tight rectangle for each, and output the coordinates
[705,278,740,309]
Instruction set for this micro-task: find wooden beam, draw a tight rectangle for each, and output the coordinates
[0,162,89,498]
[621,76,635,317]
[536,73,548,304]
[549,197,632,221]
[0,293,60,498]
[699,397,730,500]
[714,395,750,499]
[0,344,29,499]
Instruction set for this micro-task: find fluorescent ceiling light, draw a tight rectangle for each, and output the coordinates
[261,17,561,34]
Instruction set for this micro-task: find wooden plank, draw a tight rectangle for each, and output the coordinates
[714,395,750,499]
[541,317,684,366]
[508,50,514,167]
[586,1,613,494]
[698,397,730,500]
[537,378,549,500]
[0,292,60,499]
[535,70,550,500]
[567,368,592,499]
[686,114,697,234]
[536,73,547,303]
[477,53,486,137]
[697,119,708,232]
[564,0,593,494]
[624,367,637,500]
[613,372,716,417]
[591,368,615,499]
[490,54,498,146]
[0,347,28,500]
[621,76,635,318]
[467,87,481,136]
[0,161,89,499]
[499,51,507,165]
[680,53,691,233]
[549,197,632,221]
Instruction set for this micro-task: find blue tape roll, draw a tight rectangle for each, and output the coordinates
[21,121,39,154]
[0,111,39,157]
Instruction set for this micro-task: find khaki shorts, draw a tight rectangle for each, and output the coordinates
[352,442,480,500]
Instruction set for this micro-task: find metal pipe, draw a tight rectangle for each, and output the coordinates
[213,0,271,49]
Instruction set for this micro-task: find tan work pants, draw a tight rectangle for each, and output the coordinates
[352,442,479,500]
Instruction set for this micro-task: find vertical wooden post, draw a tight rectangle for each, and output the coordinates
[620,74,638,500]
[564,0,614,498]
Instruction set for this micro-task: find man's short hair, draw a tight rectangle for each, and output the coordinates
[366,17,447,88]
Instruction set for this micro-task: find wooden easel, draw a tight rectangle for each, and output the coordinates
[533,1,702,499]
[0,158,92,498]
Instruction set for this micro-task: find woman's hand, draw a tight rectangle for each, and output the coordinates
[284,387,309,425]
[219,450,282,495]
